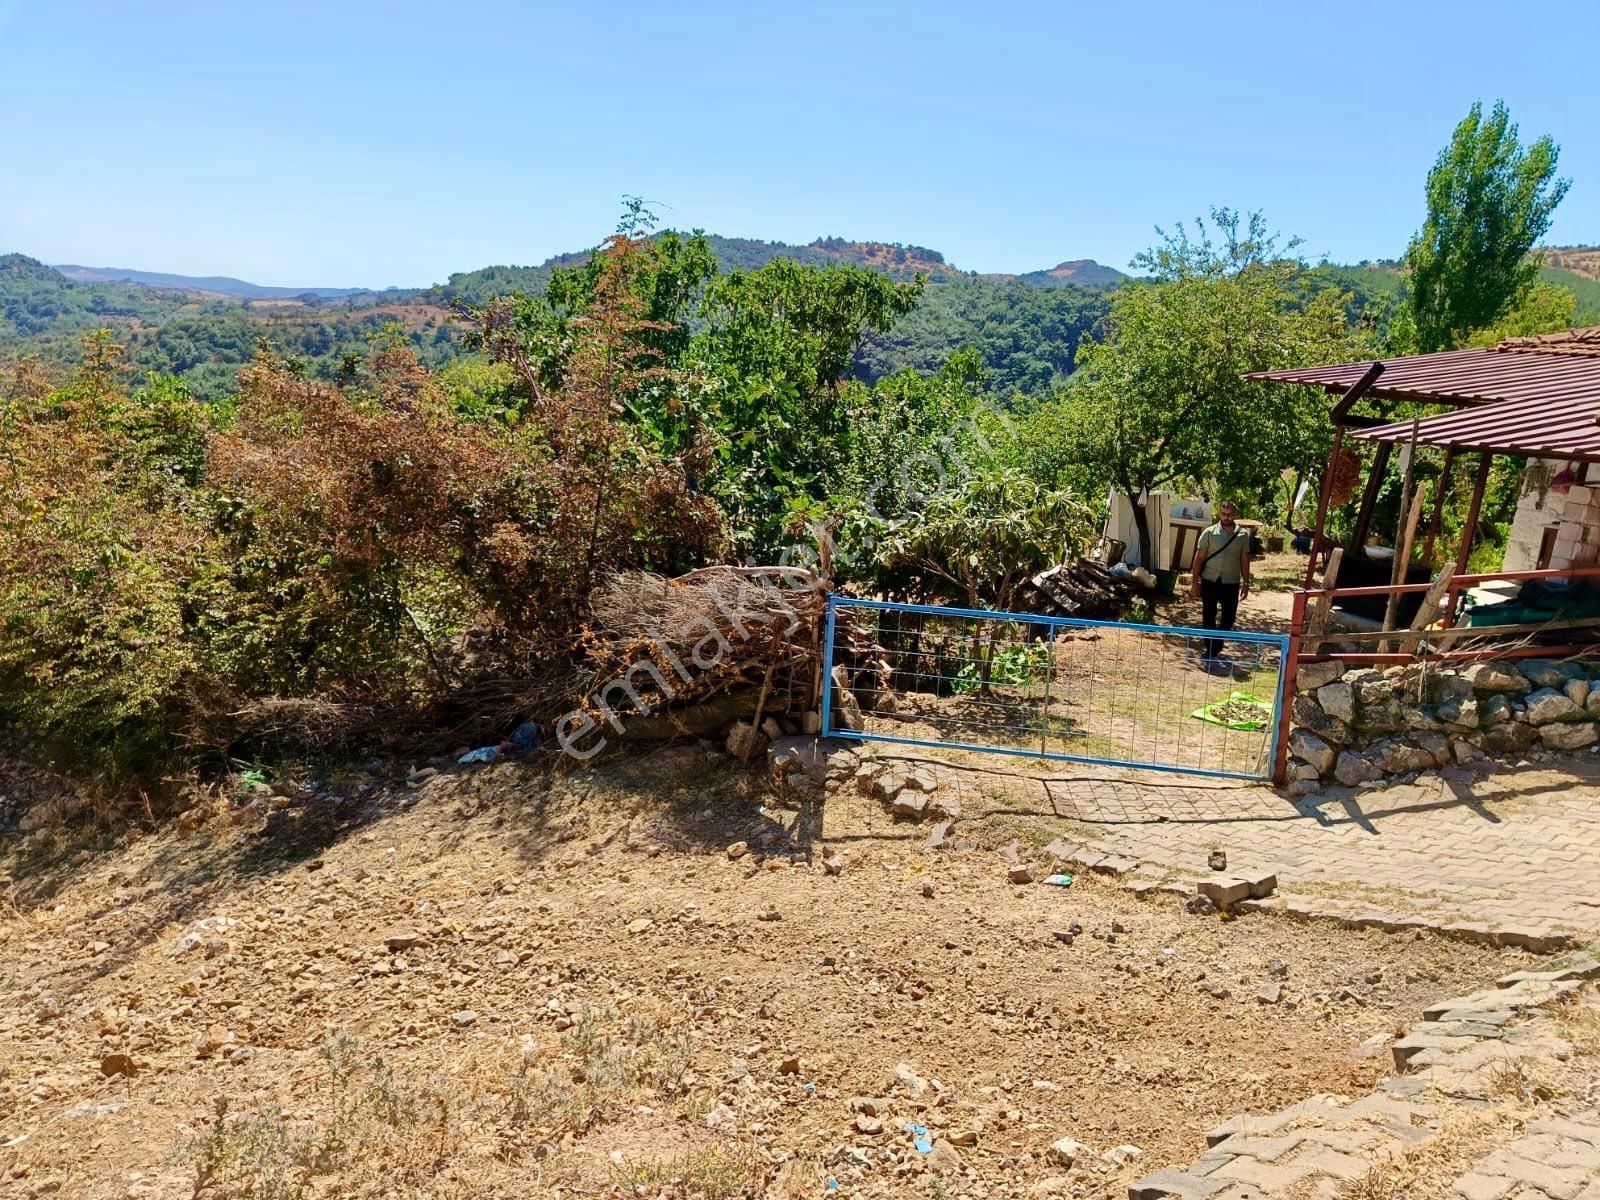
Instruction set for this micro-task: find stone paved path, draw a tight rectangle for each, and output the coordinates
[924,755,1600,941]
[1130,961,1600,1200]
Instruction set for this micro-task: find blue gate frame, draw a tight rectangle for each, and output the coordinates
[820,594,1291,781]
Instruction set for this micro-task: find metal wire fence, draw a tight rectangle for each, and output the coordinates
[822,597,1288,780]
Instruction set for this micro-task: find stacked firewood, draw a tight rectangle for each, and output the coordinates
[1018,559,1142,619]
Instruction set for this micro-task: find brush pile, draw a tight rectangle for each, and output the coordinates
[571,567,881,736]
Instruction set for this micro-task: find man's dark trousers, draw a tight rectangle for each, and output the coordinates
[1200,577,1241,661]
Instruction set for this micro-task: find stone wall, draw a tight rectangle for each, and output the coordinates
[1285,656,1600,792]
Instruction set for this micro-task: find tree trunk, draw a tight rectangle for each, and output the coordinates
[1129,496,1155,570]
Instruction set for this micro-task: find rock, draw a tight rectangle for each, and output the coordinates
[1286,757,1321,783]
[1436,694,1479,729]
[850,1096,890,1115]
[902,768,939,793]
[1452,737,1486,763]
[1521,658,1584,689]
[1587,691,1600,718]
[1267,959,1288,977]
[1050,1136,1089,1167]
[1104,1144,1145,1166]
[800,711,822,734]
[626,918,653,935]
[726,841,748,860]
[1464,662,1530,695]
[1008,865,1034,885]
[1256,983,1282,1004]
[822,854,844,876]
[1288,779,1321,796]
[854,1115,883,1135]
[1207,850,1227,872]
[383,930,426,952]
[830,666,864,731]
[1184,894,1215,916]
[890,793,930,820]
[1292,695,1352,745]
[1052,930,1075,946]
[925,1139,964,1173]
[1297,660,1345,690]
[1566,679,1591,707]
[1334,750,1383,786]
[1413,732,1451,766]
[100,1053,138,1078]
[777,1055,801,1075]
[726,720,767,760]
[946,1129,979,1147]
[893,1062,929,1098]
[1480,722,1537,754]
[871,771,909,801]
[194,1025,232,1058]
[1540,722,1598,751]
[1481,694,1514,725]
[1372,738,1437,774]
[1316,680,1355,723]
[1287,728,1336,775]
[920,882,935,898]
[451,1010,477,1027]
[1525,687,1582,725]
[926,794,962,820]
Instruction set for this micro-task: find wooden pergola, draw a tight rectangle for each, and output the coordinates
[1248,328,1600,596]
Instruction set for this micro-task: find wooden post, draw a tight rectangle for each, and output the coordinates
[1420,446,1457,567]
[1380,481,1426,651]
[1302,362,1385,589]
[1349,441,1393,560]
[1453,452,1494,578]
[1274,588,1308,786]
[1305,546,1344,653]
[1400,567,1456,655]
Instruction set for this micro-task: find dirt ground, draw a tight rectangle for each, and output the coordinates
[0,744,1541,1200]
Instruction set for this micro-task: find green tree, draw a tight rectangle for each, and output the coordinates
[1061,210,1364,565]
[1403,101,1570,352]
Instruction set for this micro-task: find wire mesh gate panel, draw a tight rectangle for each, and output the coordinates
[822,597,1289,781]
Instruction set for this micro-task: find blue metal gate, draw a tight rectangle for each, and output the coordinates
[821,596,1289,781]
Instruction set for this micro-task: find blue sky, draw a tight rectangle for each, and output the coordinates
[3,0,1596,288]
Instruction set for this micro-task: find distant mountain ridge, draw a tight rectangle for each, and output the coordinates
[54,235,1131,305]
[52,264,383,300]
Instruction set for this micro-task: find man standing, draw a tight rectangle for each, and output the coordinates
[1190,501,1251,665]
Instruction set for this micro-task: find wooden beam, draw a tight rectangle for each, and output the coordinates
[1304,547,1344,654]
[1453,452,1494,579]
[1400,567,1456,655]
[1348,440,1393,558]
[1420,446,1458,566]
[1303,362,1384,588]
[1380,481,1426,649]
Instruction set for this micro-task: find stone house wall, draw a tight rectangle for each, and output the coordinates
[1285,656,1600,792]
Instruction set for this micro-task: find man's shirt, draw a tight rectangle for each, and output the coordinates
[1195,522,1248,584]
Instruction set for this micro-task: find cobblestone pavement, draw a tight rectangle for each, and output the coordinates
[939,755,1600,941]
[1130,962,1600,1200]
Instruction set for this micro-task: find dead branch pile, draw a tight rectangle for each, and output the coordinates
[1019,559,1141,619]
[572,567,880,733]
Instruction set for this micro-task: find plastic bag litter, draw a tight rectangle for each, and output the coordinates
[457,745,500,765]
[1189,691,1272,731]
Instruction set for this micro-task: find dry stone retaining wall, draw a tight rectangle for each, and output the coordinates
[1286,656,1600,792]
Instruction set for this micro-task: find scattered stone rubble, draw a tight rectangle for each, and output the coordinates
[1287,656,1600,793]
[1130,954,1600,1200]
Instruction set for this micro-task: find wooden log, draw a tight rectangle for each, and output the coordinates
[1304,547,1344,652]
[1380,479,1426,650]
[1400,567,1456,655]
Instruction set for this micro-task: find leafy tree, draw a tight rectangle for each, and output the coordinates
[1060,209,1365,564]
[1402,101,1570,352]
[1463,280,1577,347]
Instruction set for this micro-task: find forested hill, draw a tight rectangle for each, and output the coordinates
[8,239,1598,404]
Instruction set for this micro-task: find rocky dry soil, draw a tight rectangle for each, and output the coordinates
[0,746,1546,1199]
